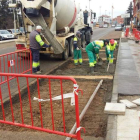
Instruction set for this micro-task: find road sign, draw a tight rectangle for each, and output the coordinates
[121,14,130,18]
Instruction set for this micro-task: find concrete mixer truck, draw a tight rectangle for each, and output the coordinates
[9,0,95,60]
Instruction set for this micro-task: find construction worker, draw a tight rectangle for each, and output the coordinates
[94,40,104,61]
[73,31,83,65]
[103,39,111,62]
[30,25,50,74]
[94,40,104,49]
[107,39,118,64]
[86,41,101,73]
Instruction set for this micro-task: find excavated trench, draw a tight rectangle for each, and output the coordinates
[0,43,119,139]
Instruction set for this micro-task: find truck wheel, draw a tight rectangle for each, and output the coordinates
[62,40,69,60]
[69,38,74,56]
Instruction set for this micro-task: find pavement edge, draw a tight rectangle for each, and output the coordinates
[105,38,122,140]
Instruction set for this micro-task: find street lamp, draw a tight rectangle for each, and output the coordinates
[89,0,91,11]
[100,6,101,16]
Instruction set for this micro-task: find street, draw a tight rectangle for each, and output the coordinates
[92,27,114,40]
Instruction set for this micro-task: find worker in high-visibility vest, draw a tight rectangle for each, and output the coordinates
[73,31,83,65]
[94,40,104,61]
[86,41,101,73]
[30,25,50,74]
[104,39,111,62]
[107,39,118,64]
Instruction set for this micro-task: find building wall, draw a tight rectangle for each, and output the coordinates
[98,15,111,24]
[117,16,124,24]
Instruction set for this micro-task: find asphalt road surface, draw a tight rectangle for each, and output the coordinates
[92,27,114,40]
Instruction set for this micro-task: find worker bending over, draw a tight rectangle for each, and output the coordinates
[73,31,83,65]
[86,41,101,73]
[107,39,118,64]
[30,25,50,74]
[94,40,104,62]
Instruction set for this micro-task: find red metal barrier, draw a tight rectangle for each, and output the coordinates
[0,49,32,83]
[133,28,137,35]
[135,30,140,41]
[125,28,129,37]
[0,73,83,140]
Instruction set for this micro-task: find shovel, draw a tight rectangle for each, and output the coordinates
[98,57,103,66]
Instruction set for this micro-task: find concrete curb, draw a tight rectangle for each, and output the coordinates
[105,38,122,140]
[2,57,72,106]
[0,40,15,44]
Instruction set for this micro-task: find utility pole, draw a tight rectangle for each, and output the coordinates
[112,5,114,20]
[100,6,101,16]
[89,0,91,11]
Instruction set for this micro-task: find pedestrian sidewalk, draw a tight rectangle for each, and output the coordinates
[116,39,140,95]
[106,38,140,140]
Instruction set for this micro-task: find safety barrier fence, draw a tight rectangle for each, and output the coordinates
[0,49,32,83]
[0,73,83,140]
[125,28,129,37]
[133,28,140,41]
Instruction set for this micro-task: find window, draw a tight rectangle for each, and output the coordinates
[0,30,11,34]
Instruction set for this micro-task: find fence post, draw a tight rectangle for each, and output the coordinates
[74,84,82,140]
[125,28,129,37]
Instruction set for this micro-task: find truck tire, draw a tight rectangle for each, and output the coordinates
[62,40,69,60]
[69,38,74,56]
[82,34,86,48]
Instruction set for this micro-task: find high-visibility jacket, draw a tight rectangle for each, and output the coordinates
[86,41,101,54]
[30,30,45,49]
[95,40,104,49]
[108,40,117,51]
[73,36,81,49]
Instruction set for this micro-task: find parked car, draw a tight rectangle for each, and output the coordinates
[7,29,21,38]
[19,27,25,33]
[99,24,103,28]
[103,24,108,28]
[0,30,15,41]
[111,24,115,27]
[7,29,20,34]
[115,24,122,31]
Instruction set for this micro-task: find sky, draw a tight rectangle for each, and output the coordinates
[75,0,132,19]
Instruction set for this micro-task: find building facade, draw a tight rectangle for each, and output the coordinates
[112,16,124,25]
[133,0,140,27]
[98,15,111,24]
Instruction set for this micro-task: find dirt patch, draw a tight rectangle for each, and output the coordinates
[52,47,118,76]
[54,61,115,75]
[82,49,118,60]
[0,79,113,138]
